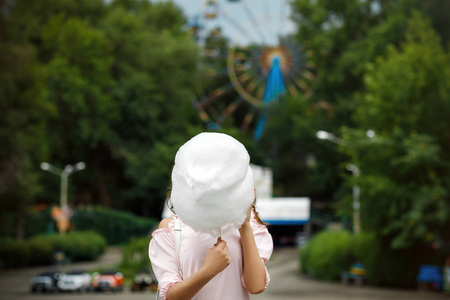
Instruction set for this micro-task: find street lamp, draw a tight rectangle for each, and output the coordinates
[316,130,349,147]
[346,164,361,234]
[40,161,85,233]
[316,130,374,234]
[316,130,375,144]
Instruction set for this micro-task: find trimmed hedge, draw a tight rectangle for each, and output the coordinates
[120,235,152,283]
[353,233,445,288]
[300,229,446,288]
[1,206,157,245]
[0,231,106,268]
[300,230,355,281]
[0,208,55,240]
[72,206,157,245]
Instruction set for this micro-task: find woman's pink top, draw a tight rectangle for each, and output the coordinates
[149,214,273,300]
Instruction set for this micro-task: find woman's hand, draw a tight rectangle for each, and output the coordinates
[201,238,231,277]
[238,202,267,294]
[167,238,231,300]
[239,205,253,234]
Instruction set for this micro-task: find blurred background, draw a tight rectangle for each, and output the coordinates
[1,0,450,296]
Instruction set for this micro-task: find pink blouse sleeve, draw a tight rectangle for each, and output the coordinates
[253,220,274,264]
[241,217,274,290]
[148,220,182,300]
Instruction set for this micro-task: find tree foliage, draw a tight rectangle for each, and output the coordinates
[276,0,450,287]
[1,0,449,259]
[0,0,202,239]
[346,13,450,249]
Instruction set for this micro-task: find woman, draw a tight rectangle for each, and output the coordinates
[149,132,273,300]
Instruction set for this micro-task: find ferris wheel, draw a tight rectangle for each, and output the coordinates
[187,0,315,139]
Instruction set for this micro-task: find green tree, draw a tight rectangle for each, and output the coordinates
[347,13,450,249]
[99,0,202,216]
[281,0,450,218]
[1,0,113,239]
[0,0,203,238]
[40,14,116,208]
[0,39,50,240]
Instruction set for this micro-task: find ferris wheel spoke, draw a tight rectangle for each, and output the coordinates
[293,78,309,92]
[198,108,210,122]
[255,84,264,101]
[204,82,236,104]
[220,8,259,44]
[207,104,222,121]
[227,48,260,104]
[224,96,244,117]
[262,0,274,39]
[289,64,315,82]
[287,84,300,97]
[245,78,263,95]
[277,0,288,38]
[197,84,236,111]
[245,79,259,93]
[302,70,315,81]
[196,98,219,121]
[240,1,267,44]
[242,107,257,130]
[237,71,255,85]
[203,68,230,79]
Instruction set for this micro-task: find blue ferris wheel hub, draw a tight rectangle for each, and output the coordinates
[254,56,286,140]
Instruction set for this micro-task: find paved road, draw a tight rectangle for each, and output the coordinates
[0,247,448,300]
[253,248,449,300]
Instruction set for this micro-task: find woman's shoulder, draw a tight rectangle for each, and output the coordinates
[158,217,173,229]
[152,216,176,237]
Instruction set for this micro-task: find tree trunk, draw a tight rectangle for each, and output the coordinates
[16,207,24,241]
[93,161,112,208]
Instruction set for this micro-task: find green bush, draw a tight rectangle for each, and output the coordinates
[27,238,53,266]
[0,208,54,240]
[120,235,152,283]
[25,208,54,238]
[1,206,156,245]
[72,206,157,245]
[0,238,52,268]
[300,230,447,288]
[353,232,446,288]
[38,231,107,262]
[300,229,355,281]
[0,241,32,268]
[121,236,151,268]
[0,231,106,268]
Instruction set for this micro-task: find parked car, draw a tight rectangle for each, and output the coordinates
[92,270,124,292]
[131,270,158,292]
[57,269,92,292]
[30,270,62,293]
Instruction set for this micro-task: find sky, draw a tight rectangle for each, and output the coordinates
[152,0,297,46]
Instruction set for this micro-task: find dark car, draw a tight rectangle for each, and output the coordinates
[30,270,62,293]
[131,270,158,292]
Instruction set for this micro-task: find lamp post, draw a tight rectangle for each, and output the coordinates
[315,130,373,234]
[40,161,85,233]
[346,164,360,234]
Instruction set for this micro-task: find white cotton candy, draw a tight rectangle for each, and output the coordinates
[170,132,255,237]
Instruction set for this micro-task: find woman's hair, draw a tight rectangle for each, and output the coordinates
[166,181,175,214]
[252,197,266,226]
